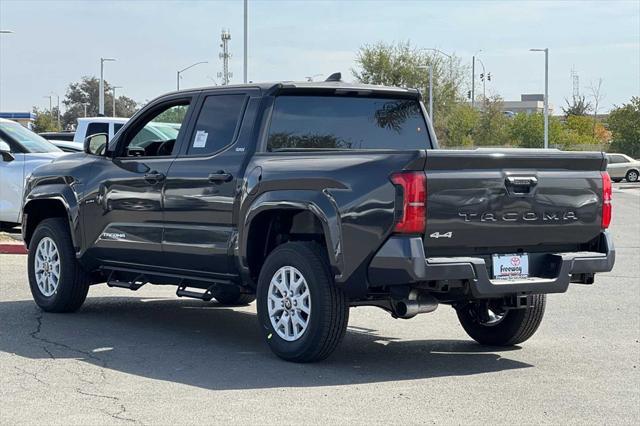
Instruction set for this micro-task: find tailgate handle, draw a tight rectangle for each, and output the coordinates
[506,176,538,194]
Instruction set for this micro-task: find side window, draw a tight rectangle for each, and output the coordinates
[114,123,124,134]
[186,94,246,156]
[86,122,109,138]
[119,102,190,158]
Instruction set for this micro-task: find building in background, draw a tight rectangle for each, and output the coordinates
[502,94,554,116]
[0,112,36,129]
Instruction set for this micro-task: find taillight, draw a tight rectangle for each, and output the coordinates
[390,171,426,234]
[601,171,612,229]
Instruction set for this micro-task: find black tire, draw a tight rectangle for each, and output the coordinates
[27,218,90,313]
[625,169,639,182]
[213,286,256,306]
[456,294,546,346]
[256,242,349,362]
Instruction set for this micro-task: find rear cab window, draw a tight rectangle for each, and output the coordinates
[266,95,431,151]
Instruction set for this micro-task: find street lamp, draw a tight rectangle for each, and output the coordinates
[475,57,487,104]
[177,61,208,90]
[471,50,482,108]
[530,48,549,149]
[111,86,122,117]
[51,92,60,129]
[99,57,116,116]
[0,30,14,34]
[417,65,433,121]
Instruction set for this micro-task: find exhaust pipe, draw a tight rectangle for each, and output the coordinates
[394,290,438,319]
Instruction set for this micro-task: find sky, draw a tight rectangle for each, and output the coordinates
[0,0,639,114]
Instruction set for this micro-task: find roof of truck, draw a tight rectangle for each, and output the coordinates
[168,80,422,98]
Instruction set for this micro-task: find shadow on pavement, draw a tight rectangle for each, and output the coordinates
[0,296,532,390]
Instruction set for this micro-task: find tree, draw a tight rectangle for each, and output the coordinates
[473,96,510,146]
[608,97,640,157]
[442,103,479,147]
[61,76,138,129]
[31,107,61,133]
[352,41,468,145]
[562,95,592,117]
[587,78,605,139]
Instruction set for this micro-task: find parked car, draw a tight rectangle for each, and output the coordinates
[606,153,639,182]
[39,131,75,142]
[21,80,615,362]
[0,118,65,228]
[72,117,129,144]
[50,140,83,152]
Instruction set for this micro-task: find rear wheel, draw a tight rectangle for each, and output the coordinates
[256,242,349,362]
[27,218,90,312]
[456,294,546,346]
[626,169,639,182]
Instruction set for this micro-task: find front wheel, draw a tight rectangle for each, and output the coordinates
[27,218,90,312]
[256,242,349,362]
[626,169,639,182]
[456,294,546,346]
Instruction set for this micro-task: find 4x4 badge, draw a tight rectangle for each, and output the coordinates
[430,231,453,239]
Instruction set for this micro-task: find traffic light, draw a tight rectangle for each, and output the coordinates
[480,73,484,81]
[487,72,492,81]
[467,90,472,99]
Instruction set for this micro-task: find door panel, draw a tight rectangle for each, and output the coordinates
[80,96,196,269]
[161,92,256,276]
[81,157,173,267]
[0,153,25,223]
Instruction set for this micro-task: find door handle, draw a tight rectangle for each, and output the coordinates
[208,171,233,183]
[144,171,165,183]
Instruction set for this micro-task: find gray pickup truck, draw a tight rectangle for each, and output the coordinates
[21,79,615,362]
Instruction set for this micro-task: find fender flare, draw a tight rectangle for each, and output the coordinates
[22,183,81,250]
[237,189,344,283]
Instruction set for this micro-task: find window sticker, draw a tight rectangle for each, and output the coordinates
[193,130,208,148]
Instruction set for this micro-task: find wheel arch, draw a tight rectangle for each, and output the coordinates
[238,190,343,286]
[22,185,80,250]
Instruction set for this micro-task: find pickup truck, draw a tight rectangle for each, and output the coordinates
[21,79,615,362]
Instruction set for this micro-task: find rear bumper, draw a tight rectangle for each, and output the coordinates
[368,232,615,298]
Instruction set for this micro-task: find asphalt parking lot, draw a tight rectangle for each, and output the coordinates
[0,184,638,425]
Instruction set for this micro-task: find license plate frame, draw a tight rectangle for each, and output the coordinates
[492,253,529,280]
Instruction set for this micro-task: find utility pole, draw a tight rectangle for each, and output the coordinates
[51,92,60,129]
[218,29,232,86]
[43,95,52,115]
[244,0,248,83]
[111,86,122,117]
[530,48,549,149]
[99,57,116,116]
[471,56,475,108]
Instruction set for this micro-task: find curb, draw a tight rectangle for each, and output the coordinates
[0,243,28,255]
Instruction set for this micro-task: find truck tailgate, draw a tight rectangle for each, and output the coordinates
[424,149,607,254]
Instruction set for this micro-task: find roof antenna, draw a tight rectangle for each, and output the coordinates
[325,72,342,82]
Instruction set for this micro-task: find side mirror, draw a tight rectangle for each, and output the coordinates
[0,141,14,162]
[84,133,108,156]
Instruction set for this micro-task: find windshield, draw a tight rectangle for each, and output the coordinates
[0,121,62,153]
[267,95,431,151]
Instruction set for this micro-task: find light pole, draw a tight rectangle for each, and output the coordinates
[99,57,116,116]
[43,95,52,114]
[111,86,122,117]
[476,57,486,105]
[177,61,208,90]
[530,48,549,149]
[51,92,60,129]
[0,30,14,34]
[417,65,433,121]
[244,0,248,83]
[471,50,482,108]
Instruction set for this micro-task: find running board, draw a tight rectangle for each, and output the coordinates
[106,270,146,291]
[176,285,216,302]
